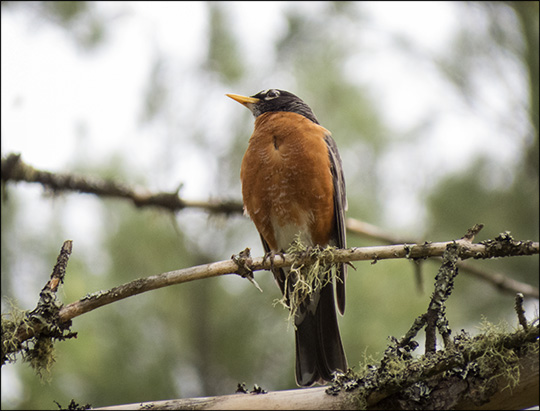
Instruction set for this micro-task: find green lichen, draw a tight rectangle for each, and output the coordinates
[1,300,29,364]
[274,235,337,324]
[26,336,56,381]
[326,317,538,409]
[1,296,76,379]
[470,318,524,391]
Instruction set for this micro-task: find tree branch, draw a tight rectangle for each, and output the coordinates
[2,229,538,364]
[58,232,540,324]
[0,153,243,215]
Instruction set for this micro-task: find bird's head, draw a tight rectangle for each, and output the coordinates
[226,89,319,124]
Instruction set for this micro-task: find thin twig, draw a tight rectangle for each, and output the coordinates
[424,243,459,352]
[514,293,529,330]
[2,241,77,365]
[347,217,539,298]
[453,260,539,298]
[400,226,480,354]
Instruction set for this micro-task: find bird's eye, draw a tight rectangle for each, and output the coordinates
[265,89,280,100]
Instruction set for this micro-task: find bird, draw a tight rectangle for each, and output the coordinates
[226,89,348,386]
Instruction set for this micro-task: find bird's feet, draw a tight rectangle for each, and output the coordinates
[262,249,286,272]
[296,244,324,265]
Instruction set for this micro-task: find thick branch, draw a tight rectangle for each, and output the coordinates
[92,325,539,410]
[94,386,341,410]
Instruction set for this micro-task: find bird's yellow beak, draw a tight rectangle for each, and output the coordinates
[226,93,260,107]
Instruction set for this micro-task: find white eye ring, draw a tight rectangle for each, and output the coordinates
[265,89,280,100]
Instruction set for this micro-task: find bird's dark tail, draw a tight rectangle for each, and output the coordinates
[294,280,347,386]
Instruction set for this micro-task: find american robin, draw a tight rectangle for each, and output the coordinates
[227,89,348,387]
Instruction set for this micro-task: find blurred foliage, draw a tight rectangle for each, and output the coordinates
[140,56,169,124]
[510,1,539,176]
[273,2,388,225]
[1,1,107,50]
[425,1,539,281]
[1,1,538,409]
[204,2,245,84]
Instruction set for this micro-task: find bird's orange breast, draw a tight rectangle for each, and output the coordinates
[240,111,335,251]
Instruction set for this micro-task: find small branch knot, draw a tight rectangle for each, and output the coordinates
[232,248,262,292]
[462,224,484,242]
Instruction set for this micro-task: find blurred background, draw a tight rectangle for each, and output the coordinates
[1,1,538,409]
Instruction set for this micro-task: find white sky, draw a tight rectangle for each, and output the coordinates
[2,2,526,188]
[2,1,527,197]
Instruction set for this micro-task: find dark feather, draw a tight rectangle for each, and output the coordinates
[324,133,347,315]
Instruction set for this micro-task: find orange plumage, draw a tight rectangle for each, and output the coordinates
[241,111,335,250]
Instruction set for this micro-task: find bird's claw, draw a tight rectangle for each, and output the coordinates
[262,249,286,271]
